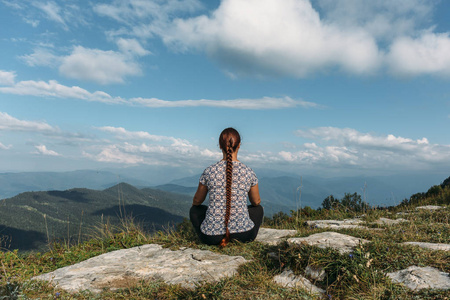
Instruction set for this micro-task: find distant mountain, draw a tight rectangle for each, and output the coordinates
[0,170,149,199]
[0,183,191,252]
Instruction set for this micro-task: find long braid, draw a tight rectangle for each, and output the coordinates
[220,140,233,247]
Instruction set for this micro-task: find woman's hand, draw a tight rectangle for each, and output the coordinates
[192,182,208,206]
[248,184,261,206]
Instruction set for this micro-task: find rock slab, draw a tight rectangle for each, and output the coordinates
[416,205,443,210]
[33,244,248,293]
[375,217,407,226]
[273,269,325,295]
[387,266,450,290]
[402,242,450,252]
[255,228,297,245]
[305,219,365,230]
[288,232,370,254]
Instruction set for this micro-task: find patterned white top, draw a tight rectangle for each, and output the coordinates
[200,160,258,235]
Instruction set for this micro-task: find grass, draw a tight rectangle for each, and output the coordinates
[0,195,449,299]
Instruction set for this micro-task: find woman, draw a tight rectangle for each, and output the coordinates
[190,128,264,247]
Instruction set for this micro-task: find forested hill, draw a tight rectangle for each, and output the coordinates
[0,183,191,252]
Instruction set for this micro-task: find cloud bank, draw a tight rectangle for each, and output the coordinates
[95,0,450,79]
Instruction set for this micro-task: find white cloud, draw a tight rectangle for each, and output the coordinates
[0,142,12,150]
[98,126,190,145]
[34,145,61,156]
[316,0,433,41]
[116,38,151,56]
[32,1,67,28]
[0,79,125,104]
[130,96,319,109]
[0,70,16,85]
[59,46,143,84]
[161,0,382,77]
[89,145,144,164]
[94,0,203,25]
[19,48,59,67]
[98,0,446,78]
[282,127,450,170]
[0,76,320,109]
[0,111,57,133]
[387,32,450,77]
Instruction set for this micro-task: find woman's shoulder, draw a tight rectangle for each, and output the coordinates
[234,161,256,174]
[203,160,226,172]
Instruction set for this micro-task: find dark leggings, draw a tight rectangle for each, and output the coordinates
[190,204,264,245]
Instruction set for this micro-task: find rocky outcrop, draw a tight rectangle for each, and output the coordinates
[402,242,450,251]
[287,232,370,254]
[305,219,365,230]
[273,269,325,295]
[33,244,248,293]
[255,228,297,245]
[374,217,407,226]
[387,266,450,290]
[416,205,444,210]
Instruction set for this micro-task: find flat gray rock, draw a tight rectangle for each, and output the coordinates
[416,205,444,210]
[374,217,408,226]
[387,266,450,290]
[288,232,370,254]
[402,242,450,251]
[305,219,366,230]
[33,244,248,293]
[255,228,297,245]
[273,269,325,295]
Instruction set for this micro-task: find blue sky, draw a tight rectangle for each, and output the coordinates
[0,0,449,179]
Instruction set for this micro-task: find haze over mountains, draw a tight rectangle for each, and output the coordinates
[1,168,447,208]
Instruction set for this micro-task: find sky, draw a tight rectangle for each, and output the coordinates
[0,0,450,180]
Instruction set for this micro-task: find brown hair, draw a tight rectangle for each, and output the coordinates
[218,128,241,247]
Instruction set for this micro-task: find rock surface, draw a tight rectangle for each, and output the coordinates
[255,228,297,245]
[387,266,450,290]
[273,269,325,295]
[374,217,407,226]
[416,205,444,210]
[287,232,370,254]
[305,219,366,230]
[402,242,450,251]
[33,244,248,293]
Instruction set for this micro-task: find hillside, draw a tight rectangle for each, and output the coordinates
[0,180,449,299]
[0,183,191,252]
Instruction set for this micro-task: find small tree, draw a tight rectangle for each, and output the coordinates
[321,195,339,210]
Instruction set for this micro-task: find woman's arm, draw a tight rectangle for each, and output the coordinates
[192,182,208,206]
[248,183,261,206]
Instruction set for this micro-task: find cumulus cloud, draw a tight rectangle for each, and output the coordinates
[19,48,59,67]
[316,0,433,41]
[161,0,381,77]
[387,32,450,77]
[59,46,144,84]
[0,70,16,85]
[94,0,450,78]
[84,126,221,166]
[34,144,61,156]
[281,127,450,171]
